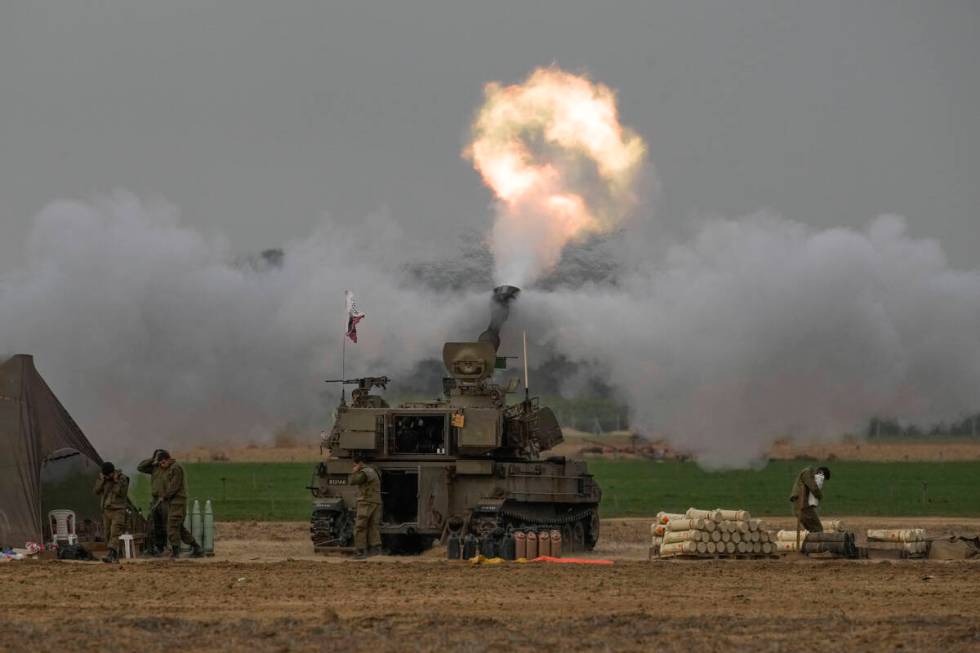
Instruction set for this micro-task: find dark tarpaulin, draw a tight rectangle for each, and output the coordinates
[0,355,103,547]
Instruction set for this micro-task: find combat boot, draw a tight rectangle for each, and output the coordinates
[353,549,368,560]
[170,545,180,560]
[102,548,118,564]
[190,542,204,558]
[368,545,383,557]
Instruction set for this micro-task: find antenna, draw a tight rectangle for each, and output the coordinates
[523,329,530,402]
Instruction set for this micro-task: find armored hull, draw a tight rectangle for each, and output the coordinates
[309,435,602,554]
[309,288,602,554]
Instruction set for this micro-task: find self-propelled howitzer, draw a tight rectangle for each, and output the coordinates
[308,286,602,554]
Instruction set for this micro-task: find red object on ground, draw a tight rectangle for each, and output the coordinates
[531,556,613,565]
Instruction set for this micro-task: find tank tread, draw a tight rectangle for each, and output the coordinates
[310,508,354,550]
[500,504,596,526]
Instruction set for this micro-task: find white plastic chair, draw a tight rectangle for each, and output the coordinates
[118,533,134,559]
[48,509,78,546]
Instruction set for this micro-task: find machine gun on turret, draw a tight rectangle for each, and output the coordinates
[324,376,391,408]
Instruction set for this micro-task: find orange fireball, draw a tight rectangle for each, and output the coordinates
[466,67,646,285]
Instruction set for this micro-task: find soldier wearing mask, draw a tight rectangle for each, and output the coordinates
[137,449,169,555]
[93,461,129,563]
[349,453,382,559]
[156,451,203,559]
[790,466,831,533]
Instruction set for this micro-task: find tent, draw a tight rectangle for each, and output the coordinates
[0,354,105,548]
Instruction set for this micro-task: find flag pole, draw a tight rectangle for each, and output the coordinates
[341,293,348,405]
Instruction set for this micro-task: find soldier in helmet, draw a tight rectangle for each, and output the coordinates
[93,461,129,563]
[156,450,203,559]
[349,453,382,559]
[137,448,169,555]
[790,465,832,533]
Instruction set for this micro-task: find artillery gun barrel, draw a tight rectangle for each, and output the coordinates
[478,285,520,352]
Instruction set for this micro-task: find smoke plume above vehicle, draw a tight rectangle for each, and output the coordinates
[465,67,646,287]
[2,67,979,468]
[529,214,980,467]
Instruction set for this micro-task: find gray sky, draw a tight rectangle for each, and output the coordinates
[2,0,978,270]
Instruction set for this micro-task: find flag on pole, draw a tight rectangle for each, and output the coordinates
[345,290,365,343]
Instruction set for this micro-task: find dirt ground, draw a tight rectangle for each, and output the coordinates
[3,517,980,652]
[766,438,980,462]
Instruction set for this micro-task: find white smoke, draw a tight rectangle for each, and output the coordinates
[529,213,980,467]
[0,192,482,455]
[2,192,979,468]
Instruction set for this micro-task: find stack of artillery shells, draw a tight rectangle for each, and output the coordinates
[799,531,855,556]
[773,528,858,556]
[654,508,774,558]
[649,512,686,557]
[774,529,808,552]
[772,522,847,551]
[649,522,666,558]
[866,529,929,557]
[656,511,686,525]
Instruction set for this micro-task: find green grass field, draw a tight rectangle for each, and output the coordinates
[129,460,980,521]
[588,459,980,517]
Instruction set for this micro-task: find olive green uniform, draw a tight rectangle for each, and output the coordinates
[137,456,169,550]
[161,462,197,548]
[93,472,130,545]
[349,466,382,551]
[789,467,824,532]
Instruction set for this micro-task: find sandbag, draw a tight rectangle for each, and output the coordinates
[928,536,980,560]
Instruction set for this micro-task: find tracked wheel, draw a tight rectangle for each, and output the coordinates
[310,508,354,551]
[584,509,600,550]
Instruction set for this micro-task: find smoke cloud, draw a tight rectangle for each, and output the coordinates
[2,193,979,467]
[529,213,980,467]
[0,192,483,456]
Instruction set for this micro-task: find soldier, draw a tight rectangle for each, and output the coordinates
[156,451,203,559]
[93,461,129,563]
[137,449,169,555]
[349,453,382,559]
[789,465,831,533]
